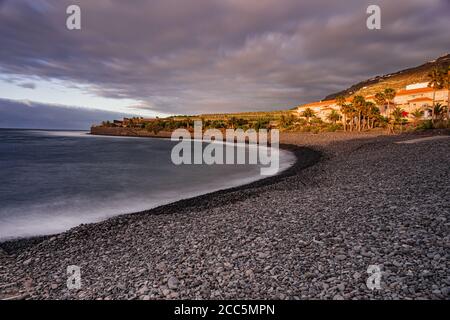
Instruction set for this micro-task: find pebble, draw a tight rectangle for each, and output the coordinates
[1,133,448,300]
[167,277,179,290]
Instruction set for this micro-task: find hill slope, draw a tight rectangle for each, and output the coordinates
[325,54,450,100]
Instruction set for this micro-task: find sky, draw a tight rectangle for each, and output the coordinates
[0,0,449,129]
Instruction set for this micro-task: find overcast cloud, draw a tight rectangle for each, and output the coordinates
[0,0,449,118]
[0,98,132,129]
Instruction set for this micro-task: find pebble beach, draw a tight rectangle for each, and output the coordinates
[1,131,449,300]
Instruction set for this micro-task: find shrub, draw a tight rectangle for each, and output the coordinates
[325,124,343,132]
[416,120,433,130]
[311,127,320,134]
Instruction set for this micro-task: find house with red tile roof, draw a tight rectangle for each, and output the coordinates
[297,82,448,121]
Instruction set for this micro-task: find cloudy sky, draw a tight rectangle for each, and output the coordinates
[0,0,449,128]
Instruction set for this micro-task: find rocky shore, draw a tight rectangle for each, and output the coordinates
[1,131,449,300]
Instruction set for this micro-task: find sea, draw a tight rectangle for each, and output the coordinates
[0,129,295,241]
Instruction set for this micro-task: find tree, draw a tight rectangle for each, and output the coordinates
[365,102,378,129]
[254,118,270,130]
[352,95,366,131]
[302,108,316,123]
[427,66,445,123]
[341,103,356,131]
[370,104,381,129]
[392,107,406,132]
[374,92,387,115]
[383,88,396,115]
[381,88,396,133]
[327,110,341,124]
[433,103,445,121]
[228,116,238,129]
[279,115,287,128]
[335,96,347,131]
[279,113,295,129]
[411,108,424,126]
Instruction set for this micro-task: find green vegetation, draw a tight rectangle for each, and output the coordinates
[97,59,450,134]
[411,108,424,125]
[427,67,447,125]
[336,95,382,132]
[326,110,341,124]
[301,108,316,123]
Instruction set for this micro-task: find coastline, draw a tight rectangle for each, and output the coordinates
[1,130,449,300]
[2,129,445,252]
[0,141,321,253]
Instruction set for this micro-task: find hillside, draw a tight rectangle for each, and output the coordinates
[171,109,296,121]
[195,110,295,120]
[325,54,450,100]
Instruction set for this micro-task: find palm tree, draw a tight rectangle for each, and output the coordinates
[427,66,445,123]
[411,108,424,126]
[368,104,380,129]
[302,108,316,123]
[279,114,287,128]
[433,103,445,121]
[374,92,386,116]
[352,95,366,131]
[335,96,347,130]
[228,116,238,129]
[327,110,341,124]
[364,101,377,129]
[383,88,396,115]
[340,103,352,131]
[345,103,358,131]
[392,107,406,132]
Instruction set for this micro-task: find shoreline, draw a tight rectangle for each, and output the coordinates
[2,129,448,254]
[1,130,449,299]
[0,142,322,254]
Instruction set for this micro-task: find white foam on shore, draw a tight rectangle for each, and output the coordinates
[0,138,296,242]
[396,136,450,144]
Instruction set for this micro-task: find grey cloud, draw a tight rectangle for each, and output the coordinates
[0,98,132,130]
[18,82,36,89]
[0,0,449,116]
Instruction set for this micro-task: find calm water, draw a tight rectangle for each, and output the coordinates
[0,129,295,240]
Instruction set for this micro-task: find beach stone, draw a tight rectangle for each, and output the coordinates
[167,277,179,290]
[245,269,254,277]
[156,262,167,271]
[22,258,32,266]
[1,132,449,300]
[138,285,149,295]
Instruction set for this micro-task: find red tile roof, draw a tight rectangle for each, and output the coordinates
[408,97,433,103]
[397,87,434,96]
[299,99,336,108]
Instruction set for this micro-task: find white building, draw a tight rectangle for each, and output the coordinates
[298,82,449,121]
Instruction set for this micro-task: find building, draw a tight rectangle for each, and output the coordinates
[297,82,449,121]
[395,83,448,119]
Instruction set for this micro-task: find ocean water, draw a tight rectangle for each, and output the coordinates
[0,129,295,241]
